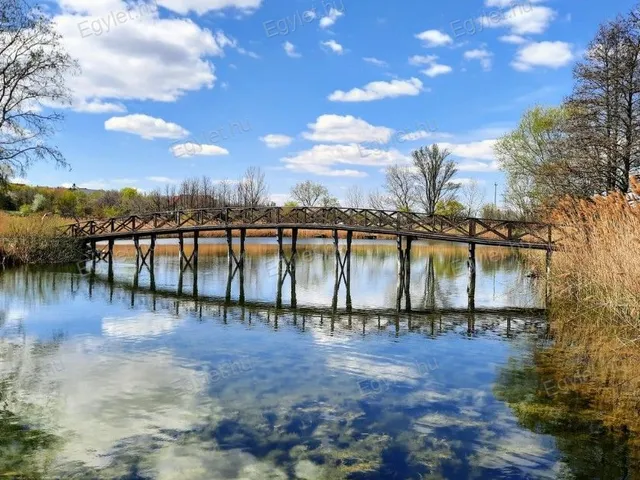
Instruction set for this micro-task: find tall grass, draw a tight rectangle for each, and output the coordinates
[0,214,83,265]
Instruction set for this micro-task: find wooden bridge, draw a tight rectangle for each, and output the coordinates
[63,206,556,310]
[61,206,555,248]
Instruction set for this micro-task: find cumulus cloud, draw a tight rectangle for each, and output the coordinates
[321,39,345,55]
[302,115,393,144]
[319,7,344,29]
[414,29,453,47]
[478,6,556,35]
[284,41,301,58]
[281,144,409,177]
[499,34,527,44]
[105,114,189,139]
[170,142,230,157]
[260,134,293,148]
[512,41,574,71]
[422,63,453,77]
[53,2,245,109]
[156,0,262,15]
[439,139,498,161]
[328,78,424,102]
[464,48,493,71]
[363,57,388,67]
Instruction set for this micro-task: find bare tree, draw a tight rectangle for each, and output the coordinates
[460,180,485,217]
[412,145,458,215]
[0,0,78,175]
[344,185,365,208]
[565,12,640,194]
[385,164,416,211]
[237,167,269,207]
[291,180,329,207]
[367,188,390,210]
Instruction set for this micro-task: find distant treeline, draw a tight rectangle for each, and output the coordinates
[0,167,271,219]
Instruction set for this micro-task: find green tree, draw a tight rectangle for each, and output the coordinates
[494,106,573,218]
[434,199,464,217]
[55,190,80,217]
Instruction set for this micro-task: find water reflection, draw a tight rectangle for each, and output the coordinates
[0,240,634,479]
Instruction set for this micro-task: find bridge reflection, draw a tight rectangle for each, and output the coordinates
[71,240,548,338]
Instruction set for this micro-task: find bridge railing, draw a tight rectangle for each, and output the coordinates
[58,206,555,246]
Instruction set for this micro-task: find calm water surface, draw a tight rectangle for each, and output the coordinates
[0,239,634,479]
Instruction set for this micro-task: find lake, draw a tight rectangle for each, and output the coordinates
[0,239,635,479]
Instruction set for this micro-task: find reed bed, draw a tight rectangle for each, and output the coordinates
[551,178,640,333]
[535,179,640,446]
[0,214,83,265]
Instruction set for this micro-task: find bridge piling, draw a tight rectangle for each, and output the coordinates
[467,243,476,310]
[396,236,412,312]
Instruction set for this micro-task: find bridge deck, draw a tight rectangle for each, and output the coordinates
[61,206,555,250]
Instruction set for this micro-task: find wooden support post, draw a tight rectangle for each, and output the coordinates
[192,231,199,271]
[226,229,233,265]
[346,230,353,312]
[396,236,405,312]
[179,232,185,271]
[467,243,476,311]
[277,228,284,257]
[405,236,412,312]
[239,228,246,267]
[107,239,114,283]
[291,228,298,258]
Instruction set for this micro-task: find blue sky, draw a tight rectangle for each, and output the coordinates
[20,0,636,205]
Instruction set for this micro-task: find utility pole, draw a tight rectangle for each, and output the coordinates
[494,183,498,208]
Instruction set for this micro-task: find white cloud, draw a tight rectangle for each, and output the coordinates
[170,142,230,157]
[499,34,527,44]
[105,114,189,140]
[363,57,388,67]
[147,176,179,183]
[54,4,240,107]
[478,6,556,35]
[156,0,262,15]
[281,144,409,177]
[408,54,452,77]
[464,48,493,71]
[512,41,574,71]
[260,134,293,148]
[303,115,393,144]
[457,160,500,172]
[72,99,127,113]
[399,130,451,142]
[270,193,291,205]
[319,7,344,29]
[422,63,453,77]
[439,139,497,161]
[408,54,438,66]
[321,40,344,55]
[328,78,424,102]
[484,0,540,6]
[415,29,453,47]
[284,41,301,58]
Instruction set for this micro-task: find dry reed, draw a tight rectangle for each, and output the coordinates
[0,214,83,265]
